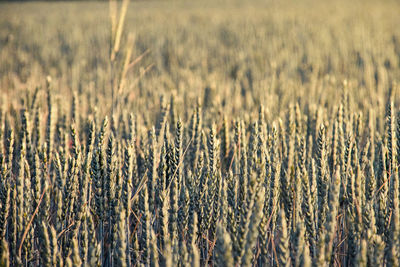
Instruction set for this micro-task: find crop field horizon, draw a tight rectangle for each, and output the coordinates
[1,0,400,266]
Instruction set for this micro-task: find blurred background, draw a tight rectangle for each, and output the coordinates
[1,0,400,128]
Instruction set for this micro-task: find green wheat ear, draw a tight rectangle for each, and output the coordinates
[0,239,10,267]
[277,207,290,267]
[215,222,233,267]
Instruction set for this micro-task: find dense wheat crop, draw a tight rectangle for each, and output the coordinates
[1,0,400,266]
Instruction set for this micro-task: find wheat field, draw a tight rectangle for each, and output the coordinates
[1,0,400,266]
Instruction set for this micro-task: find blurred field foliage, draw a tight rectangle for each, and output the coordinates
[0,0,400,266]
[1,0,399,121]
